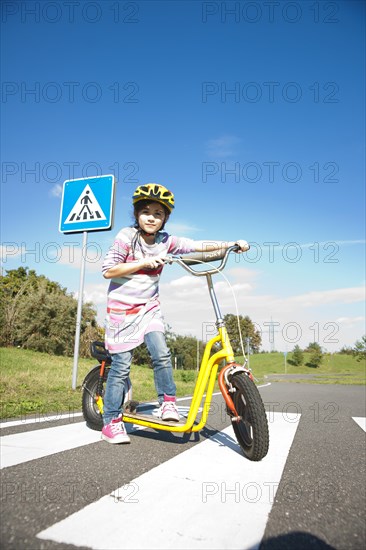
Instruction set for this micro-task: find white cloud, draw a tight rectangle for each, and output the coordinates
[159,273,365,352]
[298,240,366,249]
[167,222,200,236]
[287,287,365,308]
[83,283,109,305]
[57,245,104,272]
[335,316,365,326]
[49,184,63,198]
[77,265,365,353]
[226,267,261,288]
[205,135,241,158]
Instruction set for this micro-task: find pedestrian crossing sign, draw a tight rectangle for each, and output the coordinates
[59,175,115,233]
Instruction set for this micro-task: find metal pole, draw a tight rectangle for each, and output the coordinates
[72,231,88,389]
[247,337,250,370]
[206,274,223,323]
[197,338,199,371]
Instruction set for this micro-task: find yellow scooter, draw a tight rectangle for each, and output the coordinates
[82,246,269,461]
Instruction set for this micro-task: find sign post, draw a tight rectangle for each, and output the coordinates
[59,175,115,389]
[72,231,88,390]
[247,337,250,370]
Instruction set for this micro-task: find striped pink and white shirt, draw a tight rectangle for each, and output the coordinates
[102,227,195,353]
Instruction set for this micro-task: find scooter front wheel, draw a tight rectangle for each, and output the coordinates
[230,373,269,461]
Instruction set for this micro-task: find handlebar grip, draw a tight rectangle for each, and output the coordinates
[178,248,229,266]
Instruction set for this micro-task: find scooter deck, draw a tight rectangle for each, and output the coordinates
[123,410,187,428]
[123,400,191,428]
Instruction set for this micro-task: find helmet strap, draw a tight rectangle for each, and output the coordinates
[140,228,156,237]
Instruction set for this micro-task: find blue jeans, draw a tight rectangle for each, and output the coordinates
[103,331,176,425]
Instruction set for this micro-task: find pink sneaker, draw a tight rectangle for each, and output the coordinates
[101,416,131,444]
[158,395,180,422]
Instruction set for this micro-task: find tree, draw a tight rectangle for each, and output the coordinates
[305,342,322,353]
[0,267,100,356]
[0,268,34,347]
[339,345,353,355]
[353,336,366,362]
[292,344,304,366]
[223,314,261,354]
[131,327,205,370]
[304,342,323,367]
[167,334,205,370]
[308,347,323,368]
[79,318,105,358]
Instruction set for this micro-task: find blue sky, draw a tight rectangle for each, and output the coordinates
[1,0,365,352]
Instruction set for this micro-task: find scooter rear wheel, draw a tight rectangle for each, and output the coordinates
[82,366,133,431]
[82,366,108,431]
[230,373,269,461]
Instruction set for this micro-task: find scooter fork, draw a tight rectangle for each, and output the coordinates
[218,363,254,422]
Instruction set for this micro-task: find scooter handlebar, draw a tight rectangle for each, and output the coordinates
[166,244,249,276]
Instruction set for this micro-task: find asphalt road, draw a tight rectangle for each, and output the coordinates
[259,383,366,550]
[1,383,365,550]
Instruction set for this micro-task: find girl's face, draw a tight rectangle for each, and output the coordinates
[136,202,167,234]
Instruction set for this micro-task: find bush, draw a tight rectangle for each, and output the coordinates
[179,370,196,383]
[307,349,323,368]
[292,345,304,366]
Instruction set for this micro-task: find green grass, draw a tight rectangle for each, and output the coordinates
[0,347,364,420]
[0,347,200,420]
[237,352,366,385]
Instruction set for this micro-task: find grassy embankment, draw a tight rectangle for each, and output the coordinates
[0,347,364,420]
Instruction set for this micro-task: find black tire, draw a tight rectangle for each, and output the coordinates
[230,373,269,461]
[82,366,108,431]
[82,366,132,431]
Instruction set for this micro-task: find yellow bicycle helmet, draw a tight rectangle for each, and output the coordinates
[132,184,175,213]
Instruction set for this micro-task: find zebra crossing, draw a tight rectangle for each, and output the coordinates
[1,386,365,550]
[34,412,299,549]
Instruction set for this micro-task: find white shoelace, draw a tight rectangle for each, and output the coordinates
[111,421,125,434]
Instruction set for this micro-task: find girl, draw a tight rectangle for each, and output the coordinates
[101,183,249,444]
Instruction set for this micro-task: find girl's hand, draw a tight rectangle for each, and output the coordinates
[234,240,250,252]
[141,256,166,269]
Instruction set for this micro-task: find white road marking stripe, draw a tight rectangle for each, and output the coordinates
[0,412,83,429]
[37,412,300,550]
[0,395,198,430]
[0,421,156,469]
[0,405,199,469]
[0,383,268,430]
[0,423,101,469]
[352,417,366,432]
